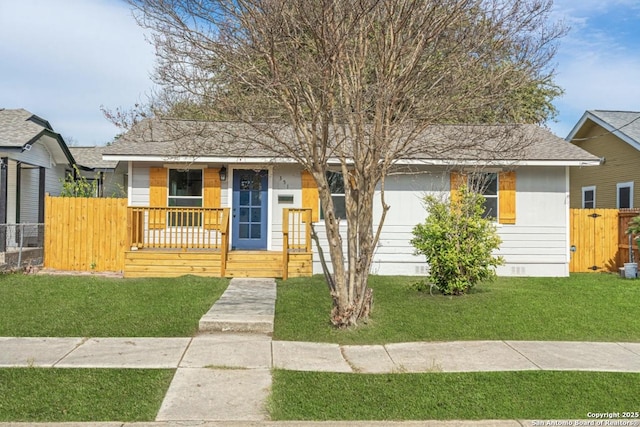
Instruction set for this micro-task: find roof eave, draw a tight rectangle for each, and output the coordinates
[33,129,76,166]
[565,111,591,141]
[567,111,640,151]
[103,154,601,167]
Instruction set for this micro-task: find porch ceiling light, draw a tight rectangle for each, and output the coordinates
[219,166,227,181]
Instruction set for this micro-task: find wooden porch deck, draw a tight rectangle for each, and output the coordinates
[44,198,314,278]
[124,249,312,279]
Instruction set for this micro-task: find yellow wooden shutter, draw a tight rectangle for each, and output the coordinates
[301,170,319,222]
[149,167,167,229]
[498,171,516,225]
[450,171,466,205]
[203,168,221,208]
[203,168,221,229]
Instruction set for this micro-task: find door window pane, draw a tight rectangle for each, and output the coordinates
[240,191,250,205]
[251,191,261,205]
[239,224,249,238]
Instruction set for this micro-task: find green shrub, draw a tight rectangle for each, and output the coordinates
[411,186,503,295]
[60,165,98,197]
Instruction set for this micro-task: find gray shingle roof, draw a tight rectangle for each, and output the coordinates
[0,108,51,147]
[104,118,599,164]
[587,110,640,145]
[68,146,117,169]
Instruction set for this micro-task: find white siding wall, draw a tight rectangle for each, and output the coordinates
[310,169,448,276]
[19,167,39,223]
[10,141,53,168]
[126,162,570,277]
[6,160,17,224]
[270,164,301,251]
[130,163,151,206]
[45,164,69,197]
[309,165,570,277]
[495,166,569,277]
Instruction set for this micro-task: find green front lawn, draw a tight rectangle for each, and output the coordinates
[270,370,640,420]
[0,274,228,337]
[1,272,639,422]
[0,368,173,422]
[274,273,640,343]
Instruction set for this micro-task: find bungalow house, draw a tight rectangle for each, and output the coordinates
[103,119,599,278]
[0,108,75,255]
[68,146,127,198]
[567,110,640,209]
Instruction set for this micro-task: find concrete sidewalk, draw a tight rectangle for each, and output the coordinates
[2,277,640,425]
[0,422,588,427]
[2,335,640,372]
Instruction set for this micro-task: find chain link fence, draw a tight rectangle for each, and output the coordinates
[0,223,44,270]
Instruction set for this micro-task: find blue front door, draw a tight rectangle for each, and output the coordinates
[232,169,268,250]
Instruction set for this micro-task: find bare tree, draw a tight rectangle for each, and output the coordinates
[125,0,565,327]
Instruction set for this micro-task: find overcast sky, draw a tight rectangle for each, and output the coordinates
[1,0,639,145]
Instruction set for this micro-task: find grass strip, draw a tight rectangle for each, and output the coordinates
[0,368,173,422]
[270,370,640,420]
[275,273,640,344]
[0,274,228,337]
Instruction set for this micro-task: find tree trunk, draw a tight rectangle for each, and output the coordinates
[315,167,375,328]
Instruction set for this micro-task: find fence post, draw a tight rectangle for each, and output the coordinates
[17,223,24,266]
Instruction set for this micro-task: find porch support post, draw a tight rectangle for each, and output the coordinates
[38,167,45,223]
[15,162,21,223]
[0,158,8,252]
[38,167,46,246]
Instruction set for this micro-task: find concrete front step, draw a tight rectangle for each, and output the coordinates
[198,277,277,334]
[198,316,275,334]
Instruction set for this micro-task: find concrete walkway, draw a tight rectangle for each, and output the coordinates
[3,335,640,373]
[2,277,640,426]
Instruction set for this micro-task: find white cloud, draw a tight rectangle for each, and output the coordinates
[0,0,156,145]
[547,1,640,137]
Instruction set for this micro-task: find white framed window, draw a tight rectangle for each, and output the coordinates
[617,181,634,209]
[582,186,596,209]
[168,169,203,207]
[320,171,346,219]
[168,169,203,226]
[469,172,498,220]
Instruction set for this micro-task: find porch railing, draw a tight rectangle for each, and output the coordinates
[282,208,312,280]
[128,207,230,251]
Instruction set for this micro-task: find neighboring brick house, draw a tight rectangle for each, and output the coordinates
[567,110,640,209]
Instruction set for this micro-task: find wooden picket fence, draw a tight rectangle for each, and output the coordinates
[569,208,640,273]
[42,199,639,275]
[44,196,127,272]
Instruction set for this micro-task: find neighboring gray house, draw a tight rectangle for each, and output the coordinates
[0,108,76,251]
[69,146,126,198]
